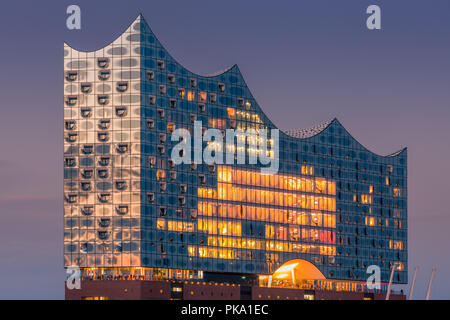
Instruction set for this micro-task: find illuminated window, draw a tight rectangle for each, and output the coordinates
[167,220,195,232]
[301,165,314,175]
[157,219,165,230]
[389,240,403,250]
[304,294,315,300]
[365,217,376,226]
[82,296,108,300]
[167,123,175,133]
[208,118,227,129]
[188,246,196,256]
[396,262,405,271]
[198,188,217,199]
[227,107,236,119]
[199,91,207,102]
[361,194,372,204]
[157,170,166,181]
[265,225,274,238]
[187,91,195,101]
[195,166,337,257]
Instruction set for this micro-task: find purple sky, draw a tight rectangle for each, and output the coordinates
[0,0,449,299]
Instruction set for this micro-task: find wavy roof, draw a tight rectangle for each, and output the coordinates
[65,14,406,159]
[283,119,335,139]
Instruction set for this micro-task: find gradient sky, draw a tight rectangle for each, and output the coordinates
[0,0,449,299]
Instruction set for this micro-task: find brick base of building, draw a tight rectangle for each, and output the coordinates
[65,280,406,300]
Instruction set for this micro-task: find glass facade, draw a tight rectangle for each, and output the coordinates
[64,15,407,284]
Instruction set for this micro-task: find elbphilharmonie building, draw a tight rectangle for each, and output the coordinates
[64,15,407,299]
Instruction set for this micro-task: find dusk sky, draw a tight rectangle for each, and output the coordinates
[0,0,449,299]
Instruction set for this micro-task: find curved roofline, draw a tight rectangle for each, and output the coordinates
[333,118,406,158]
[63,13,139,53]
[63,14,276,128]
[141,13,277,129]
[64,14,406,159]
[283,118,335,139]
[139,14,236,78]
[64,14,236,78]
[283,118,405,158]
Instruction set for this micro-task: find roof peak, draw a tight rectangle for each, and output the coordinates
[283,118,336,139]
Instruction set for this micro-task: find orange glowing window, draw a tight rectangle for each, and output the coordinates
[365,216,376,226]
[265,225,274,238]
[167,220,195,232]
[157,219,165,230]
[327,181,336,195]
[199,91,207,102]
[389,240,404,250]
[208,118,227,129]
[167,122,175,133]
[361,194,372,204]
[218,167,232,183]
[301,165,314,175]
[198,188,217,199]
[157,170,166,181]
[187,91,195,101]
[82,296,109,300]
[227,107,236,119]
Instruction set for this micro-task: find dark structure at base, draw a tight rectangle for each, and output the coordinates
[65,280,405,300]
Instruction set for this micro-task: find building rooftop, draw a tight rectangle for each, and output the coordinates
[283,119,334,139]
